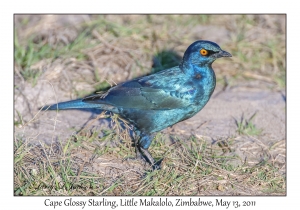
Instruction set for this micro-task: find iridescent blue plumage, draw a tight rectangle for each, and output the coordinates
[44,40,232,169]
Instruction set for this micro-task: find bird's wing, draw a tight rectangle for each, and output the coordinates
[83,68,195,110]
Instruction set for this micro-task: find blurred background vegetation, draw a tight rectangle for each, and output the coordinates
[14,15,285,96]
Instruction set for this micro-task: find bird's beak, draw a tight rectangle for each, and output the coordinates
[215,50,232,58]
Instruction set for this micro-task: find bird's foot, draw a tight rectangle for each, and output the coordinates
[153,158,164,170]
[151,163,161,170]
[139,147,163,170]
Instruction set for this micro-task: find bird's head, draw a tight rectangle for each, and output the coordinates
[182,40,232,67]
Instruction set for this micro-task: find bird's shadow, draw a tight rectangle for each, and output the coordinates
[151,49,182,74]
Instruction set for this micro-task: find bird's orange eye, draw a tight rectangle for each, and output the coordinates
[200,49,208,56]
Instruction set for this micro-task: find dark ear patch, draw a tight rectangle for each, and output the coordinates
[195,73,201,79]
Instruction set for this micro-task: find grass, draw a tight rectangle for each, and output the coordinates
[14,117,285,195]
[14,112,285,196]
[15,15,286,89]
[235,112,263,136]
[14,25,101,86]
[14,15,286,195]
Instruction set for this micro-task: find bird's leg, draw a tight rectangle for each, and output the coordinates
[138,133,161,170]
[134,136,143,159]
[133,130,143,159]
[139,147,155,165]
[139,147,161,170]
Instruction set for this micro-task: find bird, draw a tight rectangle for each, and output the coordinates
[43,40,232,169]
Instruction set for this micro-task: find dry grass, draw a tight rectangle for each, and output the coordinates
[14,113,285,195]
[15,15,285,92]
[14,14,286,196]
[15,108,285,196]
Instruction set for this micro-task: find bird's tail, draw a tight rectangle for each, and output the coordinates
[42,99,103,110]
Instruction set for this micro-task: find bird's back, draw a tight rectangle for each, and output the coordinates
[83,64,216,133]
